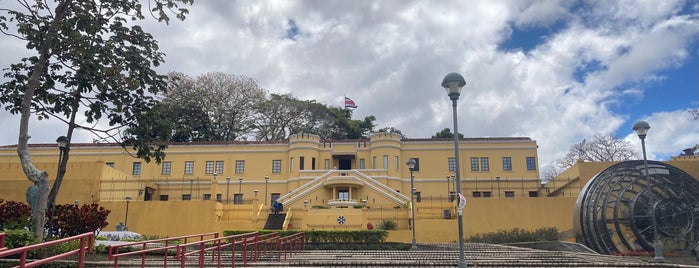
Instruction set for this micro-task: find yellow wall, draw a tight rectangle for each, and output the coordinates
[0,134,562,242]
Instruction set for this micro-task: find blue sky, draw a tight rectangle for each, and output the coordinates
[0,0,697,171]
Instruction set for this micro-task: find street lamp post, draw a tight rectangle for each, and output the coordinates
[46,136,69,238]
[442,72,467,268]
[265,175,269,206]
[407,158,418,250]
[633,120,664,262]
[125,195,132,230]
[226,176,231,204]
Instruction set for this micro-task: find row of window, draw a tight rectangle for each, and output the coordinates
[464,157,536,172]
[471,191,539,198]
[130,159,283,176]
[127,156,536,176]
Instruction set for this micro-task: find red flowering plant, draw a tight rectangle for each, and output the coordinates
[0,199,31,230]
[46,203,110,238]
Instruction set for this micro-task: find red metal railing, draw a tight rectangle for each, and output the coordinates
[108,231,305,267]
[278,232,305,261]
[176,231,260,267]
[0,232,6,251]
[0,232,94,268]
[108,231,219,268]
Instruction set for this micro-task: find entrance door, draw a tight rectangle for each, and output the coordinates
[338,159,352,170]
[271,193,280,206]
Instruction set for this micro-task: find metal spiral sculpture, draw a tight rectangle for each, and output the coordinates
[574,160,699,254]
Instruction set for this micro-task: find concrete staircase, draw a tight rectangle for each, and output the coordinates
[263,213,286,230]
[31,242,699,267]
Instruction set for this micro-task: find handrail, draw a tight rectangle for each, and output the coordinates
[0,232,5,251]
[176,232,258,267]
[108,231,219,268]
[0,232,94,268]
[278,232,305,261]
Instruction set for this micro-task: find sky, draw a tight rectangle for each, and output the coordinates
[0,0,697,170]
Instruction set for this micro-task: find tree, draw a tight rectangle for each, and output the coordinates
[432,128,464,139]
[377,127,405,138]
[162,72,267,141]
[253,94,335,141]
[0,0,191,240]
[326,107,376,139]
[545,134,637,181]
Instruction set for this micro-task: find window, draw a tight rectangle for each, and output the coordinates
[215,161,224,174]
[205,161,214,174]
[182,194,191,201]
[383,155,388,169]
[472,191,482,198]
[161,162,171,175]
[372,156,377,169]
[184,161,194,174]
[526,157,536,171]
[359,159,365,169]
[338,189,349,200]
[504,191,515,198]
[502,157,512,171]
[324,159,330,169]
[235,160,245,174]
[299,157,305,170]
[480,157,489,171]
[132,162,142,175]
[159,195,169,201]
[272,160,282,173]
[233,194,243,204]
[216,194,222,202]
[290,157,294,172]
[449,157,456,171]
[312,157,316,170]
[470,157,478,171]
[528,191,539,197]
[482,191,492,197]
[106,162,115,168]
[395,156,399,170]
[203,194,211,200]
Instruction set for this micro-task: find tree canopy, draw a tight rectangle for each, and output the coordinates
[542,134,637,182]
[157,72,383,141]
[432,128,464,139]
[0,0,192,240]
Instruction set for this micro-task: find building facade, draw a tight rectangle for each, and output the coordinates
[0,133,578,242]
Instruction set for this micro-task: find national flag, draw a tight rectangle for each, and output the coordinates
[344,97,357,109]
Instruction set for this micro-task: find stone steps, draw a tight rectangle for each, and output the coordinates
[86,243,695,267]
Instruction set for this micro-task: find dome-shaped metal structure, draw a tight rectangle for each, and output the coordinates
[574,160,699,254]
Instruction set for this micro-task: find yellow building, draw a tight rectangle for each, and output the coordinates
[0,133,614,242]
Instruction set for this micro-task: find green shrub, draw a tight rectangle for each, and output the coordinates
[305,230,388,244]
[3,229,36,249]
[466,227,559,244]
[377,220,397,230]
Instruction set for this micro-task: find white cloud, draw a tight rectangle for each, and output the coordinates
[0,0,696,172]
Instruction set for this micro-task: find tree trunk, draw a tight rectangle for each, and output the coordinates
[15,1,72,241]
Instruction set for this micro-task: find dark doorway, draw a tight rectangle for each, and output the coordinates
[338,159,351,170]
[143,187,155,201]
